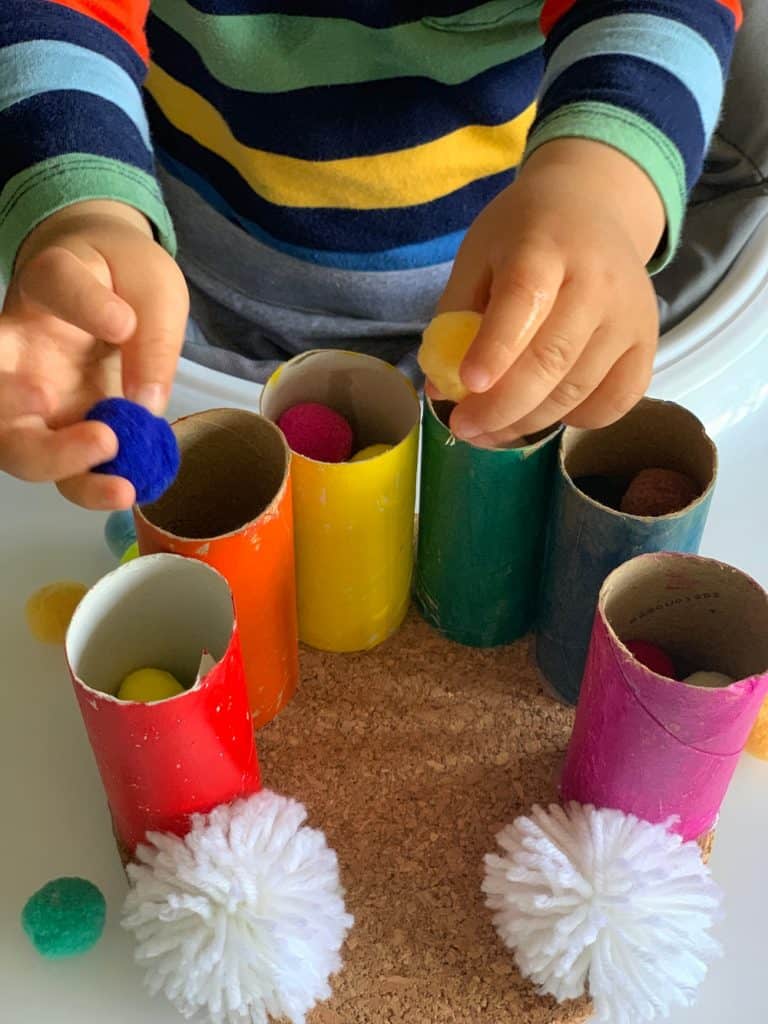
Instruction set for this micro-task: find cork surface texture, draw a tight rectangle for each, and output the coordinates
[259,610,591,1024]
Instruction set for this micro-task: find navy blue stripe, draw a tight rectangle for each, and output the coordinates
[146,93,515,252]
[147,12,543,159]
[0,92,154,187]
[181,1,491,28]
[545,0,736,72]
[537,53,706,186]
[158,148,468,270]
[0,0,146,80]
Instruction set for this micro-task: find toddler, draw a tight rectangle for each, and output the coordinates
[0,0,743,508]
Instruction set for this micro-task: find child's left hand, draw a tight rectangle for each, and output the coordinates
[435,139,664,448]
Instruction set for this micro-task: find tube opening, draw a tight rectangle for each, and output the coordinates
[261,350,419,456]
[602,553,768,683]
[140,409,289,539]
[65,555,235,696]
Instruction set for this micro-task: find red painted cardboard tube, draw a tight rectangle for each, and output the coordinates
[65,554,261,855]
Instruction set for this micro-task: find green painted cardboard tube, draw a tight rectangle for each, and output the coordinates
[414,400,561,647]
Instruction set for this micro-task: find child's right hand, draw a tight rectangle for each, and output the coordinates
[0,200,188,509]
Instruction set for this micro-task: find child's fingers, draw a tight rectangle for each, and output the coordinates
[450,291,597,440]
[483,324,626,441]
[563,343,654,429]
[458,246,564,393]
[57,472,135,511]
[0,419,117,483]
[114,252,189,414]
[16,245,137,344]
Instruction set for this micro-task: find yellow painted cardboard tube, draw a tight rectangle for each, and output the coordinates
[261,350,420,652]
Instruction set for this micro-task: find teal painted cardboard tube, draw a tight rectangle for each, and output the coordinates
[534,398,717,705]
[415,400,560,647]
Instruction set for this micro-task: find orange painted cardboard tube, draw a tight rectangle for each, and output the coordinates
[135,409,298,728]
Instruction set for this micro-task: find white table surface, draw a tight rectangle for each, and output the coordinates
[1,366,767,1024]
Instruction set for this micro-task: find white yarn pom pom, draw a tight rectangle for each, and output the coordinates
[483,803,722,1023]
[122,790,353,1024]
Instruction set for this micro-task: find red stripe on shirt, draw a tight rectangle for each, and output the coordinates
[540,0,742,35]
[716,0,743,29]
[47,0,150,60]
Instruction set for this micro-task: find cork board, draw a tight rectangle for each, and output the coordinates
[259,610,590,1024]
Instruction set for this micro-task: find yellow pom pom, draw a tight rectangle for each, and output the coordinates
[350,444,392,462]
[26,582,88,644]
[117,668,185,703]
[746,696,768,760]
[120,542,139,564]
[418,311,483,403]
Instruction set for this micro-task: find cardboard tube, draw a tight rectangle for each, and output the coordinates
[261,351,420,652]
[535,398,717,703]
[561,552,768,843]
[415,400,560,646]
[65,555,261,856]
[135,409,298,728]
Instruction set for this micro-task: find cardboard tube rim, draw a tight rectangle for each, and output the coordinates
[560,398,717,521]
[599,551,768,687]
[260,348,420,463]
[65,553,236,704]
[426,396,562,457]
[135,408,291,543]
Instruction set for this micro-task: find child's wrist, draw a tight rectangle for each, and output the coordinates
[519,139,666,265]
[16,200,153,271]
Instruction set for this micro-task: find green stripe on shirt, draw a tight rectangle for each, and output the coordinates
[0,154,176,282]
[151,0,544,93]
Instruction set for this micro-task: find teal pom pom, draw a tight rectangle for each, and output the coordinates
[22,878,106,959]
[105,509,137,559]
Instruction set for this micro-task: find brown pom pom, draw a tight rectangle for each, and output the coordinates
[620,468,700,516]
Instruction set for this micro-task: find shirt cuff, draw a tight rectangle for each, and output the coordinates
[0,153,176,283]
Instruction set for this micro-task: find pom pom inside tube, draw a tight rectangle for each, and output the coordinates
[483,803,722,1024]
[65,554,352,1023]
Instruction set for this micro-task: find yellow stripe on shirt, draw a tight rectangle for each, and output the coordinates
[146,62,536,210]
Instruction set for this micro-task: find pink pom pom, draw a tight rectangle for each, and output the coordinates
[277,402,354,463]
[626,639,677,679]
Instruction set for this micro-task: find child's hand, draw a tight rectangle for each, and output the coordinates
[0,200,188,508]
[436,140,664,448]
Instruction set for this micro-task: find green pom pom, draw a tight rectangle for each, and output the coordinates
[22,877,106,958]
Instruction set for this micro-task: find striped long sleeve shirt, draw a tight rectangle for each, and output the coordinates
[0,1,742,285]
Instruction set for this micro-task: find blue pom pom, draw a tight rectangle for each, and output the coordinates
[86,398,180,505]
[104,509,137,559]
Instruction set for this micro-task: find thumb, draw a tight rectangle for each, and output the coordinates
[110,244,189,414]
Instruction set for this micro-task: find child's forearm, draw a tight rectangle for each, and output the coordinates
[529,0,742,270]
[519,139,665,265]
[0,0,173,285]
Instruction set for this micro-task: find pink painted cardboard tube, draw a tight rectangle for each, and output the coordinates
[561,552,768,842]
